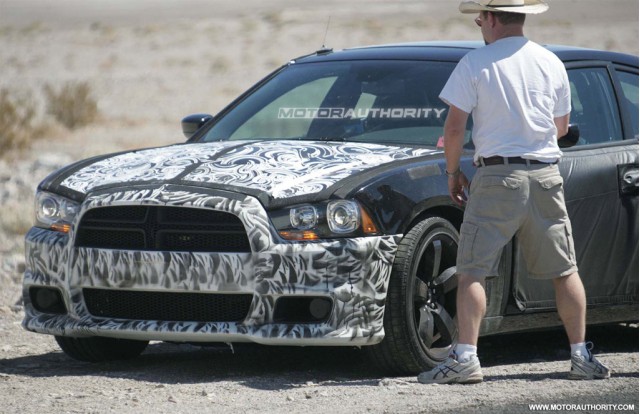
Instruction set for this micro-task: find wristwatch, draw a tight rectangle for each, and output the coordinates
[445,166,461,177]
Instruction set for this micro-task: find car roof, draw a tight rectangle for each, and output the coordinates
[293,41,638,68]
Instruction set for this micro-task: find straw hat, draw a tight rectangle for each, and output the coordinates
[459,0,549,14]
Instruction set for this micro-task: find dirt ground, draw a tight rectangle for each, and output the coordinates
[0,1,638,413]
[0,311,638,414]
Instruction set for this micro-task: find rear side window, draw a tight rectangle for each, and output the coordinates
[568,67,623,145]
[616,70,639,140]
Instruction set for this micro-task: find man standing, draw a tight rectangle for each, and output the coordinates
[418,0,610,384]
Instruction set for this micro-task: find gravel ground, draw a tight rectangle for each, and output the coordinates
[0,308,637,414]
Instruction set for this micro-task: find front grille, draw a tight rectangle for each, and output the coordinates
[83,288,253,322]
[75,206,251,252]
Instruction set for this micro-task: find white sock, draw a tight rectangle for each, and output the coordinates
[454,344,477,362]
[571,342,588,357]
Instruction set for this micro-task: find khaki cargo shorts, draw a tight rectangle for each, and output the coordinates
[457,163,578,280]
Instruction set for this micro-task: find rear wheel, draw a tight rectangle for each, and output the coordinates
[55,336,149,362]
[367,216,459,375]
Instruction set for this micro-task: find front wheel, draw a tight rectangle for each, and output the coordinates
[366,216,459,375]
[55,336,149,362]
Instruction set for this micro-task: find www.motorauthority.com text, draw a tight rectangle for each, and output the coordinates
[529,403,635,411]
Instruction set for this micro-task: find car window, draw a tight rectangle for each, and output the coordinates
[231,77,338,140]
[201,60,466,147]
[616,70,639,140]
[567,67,623,145]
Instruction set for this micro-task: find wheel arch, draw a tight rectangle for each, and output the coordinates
[404,197,465,234]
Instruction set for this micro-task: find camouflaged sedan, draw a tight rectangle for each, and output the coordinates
[23,41,638,374]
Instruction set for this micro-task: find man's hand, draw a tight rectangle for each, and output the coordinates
[442,104,470,206]
[448,171,469,206]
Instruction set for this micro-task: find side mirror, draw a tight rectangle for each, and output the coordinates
[181,113,213,139]
[558,124,580,148]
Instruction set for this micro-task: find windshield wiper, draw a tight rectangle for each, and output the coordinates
[315,136,348,142]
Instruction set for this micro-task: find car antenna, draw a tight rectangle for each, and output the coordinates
[316,16,333,55]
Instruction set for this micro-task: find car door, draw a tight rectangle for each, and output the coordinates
[512,61,639,312]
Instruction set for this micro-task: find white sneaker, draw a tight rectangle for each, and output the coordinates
[417,353,483,384]
[568,342,611,380]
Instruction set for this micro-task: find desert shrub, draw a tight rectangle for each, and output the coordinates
[44,81,98,129]
[0,88,39,153]
[0,200,34,237]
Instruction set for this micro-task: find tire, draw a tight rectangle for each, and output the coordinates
[55,336,149,363]
[366,216,459,375]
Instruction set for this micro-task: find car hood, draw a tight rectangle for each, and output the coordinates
[55,140,439,202]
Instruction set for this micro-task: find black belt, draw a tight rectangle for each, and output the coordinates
[477,156,558,167]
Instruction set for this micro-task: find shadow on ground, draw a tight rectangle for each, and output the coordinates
[0,323,636,389]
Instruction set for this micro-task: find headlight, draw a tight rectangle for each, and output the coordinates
[327,201,359,233]
[270,200,379,241]
[35,191,80,233]
[290,205,318,230]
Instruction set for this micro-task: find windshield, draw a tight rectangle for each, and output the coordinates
[199,59,472,147]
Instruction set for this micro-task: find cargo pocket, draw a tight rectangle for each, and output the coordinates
[479,176,523,197]
[457,222,478,266]
[536,175,566,219]
[481,176,522,189]
[474,175,523,215]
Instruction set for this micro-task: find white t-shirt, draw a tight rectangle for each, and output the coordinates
[439,37,571,162]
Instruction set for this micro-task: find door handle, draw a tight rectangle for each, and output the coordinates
[619,164,639,196]
[623,170,639,187]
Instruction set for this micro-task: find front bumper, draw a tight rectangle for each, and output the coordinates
[23,186,399,346]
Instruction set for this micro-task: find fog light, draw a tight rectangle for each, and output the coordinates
[309,298,332,320]
[29,287,66,314]
[273,296,333,323]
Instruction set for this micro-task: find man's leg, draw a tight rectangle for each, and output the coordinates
[552,272,585,344]
[417,273,486,384]
[553,272,610,379]
[457,273,487,346]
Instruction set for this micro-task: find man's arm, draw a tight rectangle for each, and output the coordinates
[443,104,470,206]
[554,113,570,138]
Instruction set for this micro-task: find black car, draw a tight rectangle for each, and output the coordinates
[23,41,638,374]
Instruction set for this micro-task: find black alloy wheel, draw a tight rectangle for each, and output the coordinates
[367,216,459,375]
